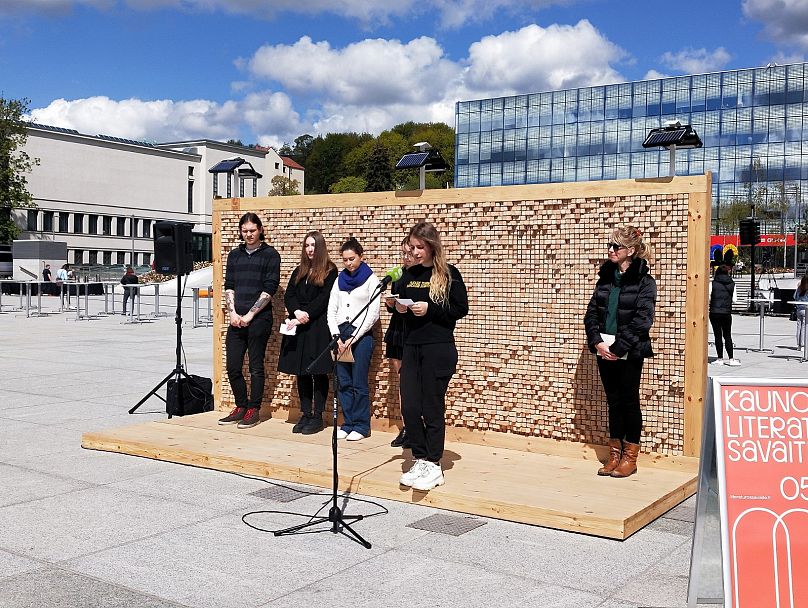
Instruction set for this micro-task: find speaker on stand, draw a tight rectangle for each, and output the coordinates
[130,220,205,416]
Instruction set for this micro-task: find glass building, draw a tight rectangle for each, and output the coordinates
[454,63,808,231]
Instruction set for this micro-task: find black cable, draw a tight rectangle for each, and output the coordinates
[230,472,389,534]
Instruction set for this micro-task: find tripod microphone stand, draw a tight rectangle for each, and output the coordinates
[273,277,392,549]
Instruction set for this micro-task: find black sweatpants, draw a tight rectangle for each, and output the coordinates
[596,356,644,444]
[296,374,330,416]
[226,315,272,409]
[400,342,458,463]
[709,312,733,358]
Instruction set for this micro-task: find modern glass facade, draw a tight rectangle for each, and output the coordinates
[454,63,808,229]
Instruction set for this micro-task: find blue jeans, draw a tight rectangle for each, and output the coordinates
[335,323,374,436]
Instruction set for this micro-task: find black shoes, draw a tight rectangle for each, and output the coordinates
[292,413,310,433]
[391,427,409,448]
[301,415,324,435]
[218,406,246,425]
[236,407,260,429]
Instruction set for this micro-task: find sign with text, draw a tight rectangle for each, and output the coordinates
[711,234,799,248]
[713,378,808,608]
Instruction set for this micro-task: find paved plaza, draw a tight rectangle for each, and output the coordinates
[0,287,803,608]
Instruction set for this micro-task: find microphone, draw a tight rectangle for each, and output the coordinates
[379,265,403,289]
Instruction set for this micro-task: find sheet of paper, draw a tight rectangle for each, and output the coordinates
[279,320,297,335]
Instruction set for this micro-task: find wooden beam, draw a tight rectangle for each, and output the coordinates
[683,172,712,456]
[213,175,711,212]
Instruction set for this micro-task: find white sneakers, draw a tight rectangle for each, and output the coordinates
[336,429,367,441]
[711,358,741,366]
[400,459,444,491]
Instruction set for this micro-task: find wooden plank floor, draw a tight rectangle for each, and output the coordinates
[81,412,698,540]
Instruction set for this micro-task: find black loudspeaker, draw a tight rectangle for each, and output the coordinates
[166,375,214,416]
[739,218,761,246]
[153,220,194,275]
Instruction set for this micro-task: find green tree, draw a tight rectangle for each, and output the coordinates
[364,143,393,191]
[268,175,300,196]
[717,199,752,233]
[305,132,372,194]
[0,96,39,243]
[329,176,367,193]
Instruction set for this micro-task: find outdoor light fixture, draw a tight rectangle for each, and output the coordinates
[395,142,449,190]
[642,120,703,177]
[208,157,262,198]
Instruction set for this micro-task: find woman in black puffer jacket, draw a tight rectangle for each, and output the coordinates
[584,225,656,478]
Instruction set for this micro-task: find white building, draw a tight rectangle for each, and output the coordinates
[13,124,303,267]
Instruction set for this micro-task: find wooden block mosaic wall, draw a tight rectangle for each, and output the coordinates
[212,176,711,456]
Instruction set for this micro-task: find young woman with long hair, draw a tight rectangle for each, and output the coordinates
[584,225,656,478]
[327,237,380,441]
[395,222,468,491]
[278,231,338,434]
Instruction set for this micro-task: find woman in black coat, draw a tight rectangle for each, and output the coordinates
[709,250,739,366]
[278,231,337,435]
[584,225,656,478]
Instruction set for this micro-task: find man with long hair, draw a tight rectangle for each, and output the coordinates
[218,212,281,429]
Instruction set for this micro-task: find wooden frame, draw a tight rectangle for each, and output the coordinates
[212,175,711,457]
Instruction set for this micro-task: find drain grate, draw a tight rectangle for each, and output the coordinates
[407,513,487,536]
[249,485,307,503]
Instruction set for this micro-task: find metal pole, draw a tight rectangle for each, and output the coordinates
[131,214,135,267]
[668,144,676,177]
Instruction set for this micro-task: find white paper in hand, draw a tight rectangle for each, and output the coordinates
[599,333,628,360]
[279,320,297,336]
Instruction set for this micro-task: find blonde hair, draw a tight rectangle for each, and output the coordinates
[409,222,451,306]
[613,225,651,260]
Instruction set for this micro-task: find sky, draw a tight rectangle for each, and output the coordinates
[1,0,807,148]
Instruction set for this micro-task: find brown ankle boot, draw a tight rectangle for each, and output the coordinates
[611,441,640,478]
[597,439,622,476]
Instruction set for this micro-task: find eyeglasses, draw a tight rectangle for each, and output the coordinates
[607,242,626,251]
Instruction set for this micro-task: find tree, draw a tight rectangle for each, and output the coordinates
[329,176,367,194]
[0,96,39,243]
[305,132,372,194]
[364,143,393,191]
[268,175,300,196]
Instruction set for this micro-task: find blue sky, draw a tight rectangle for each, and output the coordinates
[1,0,806,147]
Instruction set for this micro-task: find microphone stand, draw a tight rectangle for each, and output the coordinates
[273,276,392,549]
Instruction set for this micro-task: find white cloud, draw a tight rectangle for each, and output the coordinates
[642,69,670,81]
[464,21,626,95]
[26,20,627,143]
[659,47,731,74]
[247,36,461,106]
[27,93,303,147]
[244,22,626,136]
[743,0,808,49]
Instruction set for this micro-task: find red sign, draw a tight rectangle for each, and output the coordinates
[712,234,797,247]
[715,381,808,607]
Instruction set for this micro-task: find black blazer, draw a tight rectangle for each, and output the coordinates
[584,258,657,359]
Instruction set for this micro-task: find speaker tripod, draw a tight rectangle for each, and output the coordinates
[130,271,201,416]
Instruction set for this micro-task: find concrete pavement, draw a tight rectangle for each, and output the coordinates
[0,290,803,607]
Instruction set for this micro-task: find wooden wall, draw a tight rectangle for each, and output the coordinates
[212,175,711,456]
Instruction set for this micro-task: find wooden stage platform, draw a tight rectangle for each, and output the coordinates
[81,412,698,540]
